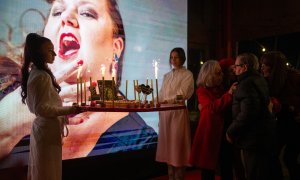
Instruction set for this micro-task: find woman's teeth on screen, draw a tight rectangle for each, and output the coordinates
[59,33,80,59]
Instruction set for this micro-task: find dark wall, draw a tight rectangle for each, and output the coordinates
[233,0,300,41]
[188,0,300,59]
[187,0,300,110]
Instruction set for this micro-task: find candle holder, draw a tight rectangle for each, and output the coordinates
[150,101,154,107]
[97,80,118,101]
[89,86,97,95]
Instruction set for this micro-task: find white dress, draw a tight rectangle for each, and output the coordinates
[156,67,194,167]
[26,66,74,180]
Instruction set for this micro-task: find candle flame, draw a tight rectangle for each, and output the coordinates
[101,64,106,77]
[77,65,83,79]
[153,59,159,79]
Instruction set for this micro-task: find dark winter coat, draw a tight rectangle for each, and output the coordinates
[227,69,275,150]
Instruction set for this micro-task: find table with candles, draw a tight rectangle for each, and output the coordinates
[75,60,186,112]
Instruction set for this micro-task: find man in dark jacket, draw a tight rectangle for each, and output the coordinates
[226,53,275,180]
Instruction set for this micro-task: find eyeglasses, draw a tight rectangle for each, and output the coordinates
[234,64,244,68]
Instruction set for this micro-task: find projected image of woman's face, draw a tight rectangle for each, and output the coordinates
[44,0,118,82]
[0,0,187,167]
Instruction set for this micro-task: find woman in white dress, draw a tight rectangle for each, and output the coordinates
[156,47,194,180]
[20,33,80,180]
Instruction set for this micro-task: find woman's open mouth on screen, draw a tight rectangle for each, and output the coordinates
[59,33,80,60]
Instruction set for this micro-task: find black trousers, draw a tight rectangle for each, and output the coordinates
[284,144,300,180]
[240,149,272,180]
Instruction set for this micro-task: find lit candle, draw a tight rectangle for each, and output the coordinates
[101,64,106,103]
[112,66,116,107]
[153,60,159,104]
[88,69,92,101]
[76,78,79,104]
[156,78,159,104]
[89,76,92,100]
[151,79,154,104]
[102,76,105,103]
[136,80,140,104]
[133,80,136,101]
[77,65,83,105]
[145,78,148,102]
[125,80,128,100]
[80,77,83,105]
[84,79,86,104]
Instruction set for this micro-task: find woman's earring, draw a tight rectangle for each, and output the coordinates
[113,53,119,63]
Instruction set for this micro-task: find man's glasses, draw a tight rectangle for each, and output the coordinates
[234,64,244,68]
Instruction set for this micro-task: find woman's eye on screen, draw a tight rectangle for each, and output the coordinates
[52,8,64,17]
[79,9,98,19]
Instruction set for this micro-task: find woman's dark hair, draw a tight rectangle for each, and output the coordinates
[169,47,186,68]
[21,33,61,104]
[107,0,126,86]
[260,51,288,96]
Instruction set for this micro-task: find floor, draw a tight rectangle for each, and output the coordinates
[149,169,221,180]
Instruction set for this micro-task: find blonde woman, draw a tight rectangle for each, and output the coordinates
[190,60,236,180]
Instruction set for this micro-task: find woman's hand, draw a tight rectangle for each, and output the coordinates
[54,60,83,84]
[198,104,202,111]
[226,133,234,144]
[268,100,274,113]
[228,82,238,95]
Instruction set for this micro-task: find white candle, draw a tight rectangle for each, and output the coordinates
[145,78,148,102]
[77,79,79,104]
[151,79,154,104]
[156,78,159,104]
[101,64,106,103]
[126,80,128,100]
[136,80,140,103]
[80,77,83,105]
[112,66,116,107]
[89,76,92,99]
[112,77,115,107]
[77,65,83,105]
[153,60,159,104]
[84,79,86,104]
[133,80,136,101]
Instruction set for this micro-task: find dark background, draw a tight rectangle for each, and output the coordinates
[187,0,300,111]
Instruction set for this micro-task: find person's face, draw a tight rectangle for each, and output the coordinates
[44,0,122,83]
[234,57,247,76]
[170,51,182,69]
[41,41,56,64]
[261,63,271,77]
[228,64,236,80]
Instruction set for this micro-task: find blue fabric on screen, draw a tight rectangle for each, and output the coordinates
[88,112,158,156]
